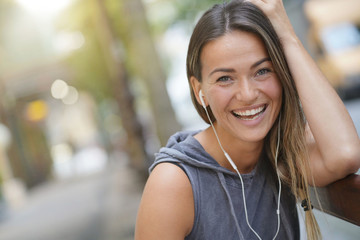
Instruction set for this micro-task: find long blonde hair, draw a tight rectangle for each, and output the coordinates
[186,0,320,239]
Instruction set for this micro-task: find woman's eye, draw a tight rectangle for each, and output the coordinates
[256,68,271,76]
[217,76,231,83]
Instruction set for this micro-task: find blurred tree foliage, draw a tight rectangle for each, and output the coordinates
[55,0,192,171]
[106,0,182,144]
[54,0,221,105]
[55,1,112,101]
[168,0,221,24]
[143,0,221,39]
[55,0,150,171]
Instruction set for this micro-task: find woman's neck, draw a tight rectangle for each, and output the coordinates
[195,126,264,173]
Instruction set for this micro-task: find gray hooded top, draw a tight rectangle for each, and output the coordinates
[150,131,299,240]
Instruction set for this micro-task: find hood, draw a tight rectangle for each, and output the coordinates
[151,130,239,177]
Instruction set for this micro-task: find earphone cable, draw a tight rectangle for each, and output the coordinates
[203,103,262,239]
[272,116,282,240]
[200,91,281,239]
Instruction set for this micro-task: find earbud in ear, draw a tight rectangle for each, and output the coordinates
[199,90,206,109]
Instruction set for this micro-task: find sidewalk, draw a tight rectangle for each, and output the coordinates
[0,159,145,240]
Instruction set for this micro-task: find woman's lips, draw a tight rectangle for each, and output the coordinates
[232,104,267,120]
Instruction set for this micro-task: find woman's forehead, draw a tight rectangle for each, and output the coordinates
[200,31,269,74]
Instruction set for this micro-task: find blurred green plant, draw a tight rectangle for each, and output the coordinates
[55,0,184,171]
[55,1,112,102]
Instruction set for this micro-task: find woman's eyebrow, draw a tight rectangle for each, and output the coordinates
[208,57,271,77]
[208,68,236,77]
[250,57,271,69]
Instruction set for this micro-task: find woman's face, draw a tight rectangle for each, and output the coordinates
[194,30,282,144]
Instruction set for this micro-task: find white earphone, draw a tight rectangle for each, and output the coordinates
[198,90,281,240]
[199,90,206,108]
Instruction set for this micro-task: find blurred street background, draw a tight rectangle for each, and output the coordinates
[0,0,359,239]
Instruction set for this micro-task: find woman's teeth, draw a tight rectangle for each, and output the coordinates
[232,105,266,120]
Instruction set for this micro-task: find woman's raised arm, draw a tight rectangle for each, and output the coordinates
[249,0,360,186]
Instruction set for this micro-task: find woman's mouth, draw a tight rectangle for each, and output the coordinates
[231,104,267,121]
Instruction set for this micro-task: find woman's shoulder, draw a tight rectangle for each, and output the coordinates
[135,162,194,239]
[149,162,192,187]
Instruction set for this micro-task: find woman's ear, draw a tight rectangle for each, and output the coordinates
[190,76,205,107]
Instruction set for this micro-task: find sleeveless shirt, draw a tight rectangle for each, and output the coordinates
[151,131,300,240]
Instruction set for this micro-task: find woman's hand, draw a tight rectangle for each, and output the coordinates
[246,0,296,43]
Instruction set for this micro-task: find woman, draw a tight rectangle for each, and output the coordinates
[135,0,360,239]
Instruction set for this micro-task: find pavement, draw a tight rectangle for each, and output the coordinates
[0,158,145,240]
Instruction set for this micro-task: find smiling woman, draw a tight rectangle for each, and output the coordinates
[135,1,360,240]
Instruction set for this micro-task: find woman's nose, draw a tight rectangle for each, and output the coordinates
[235,79,258,102]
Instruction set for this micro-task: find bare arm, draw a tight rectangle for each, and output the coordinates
[250,0,360,186]
[135,163,194,239]
[282,37,360,186]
